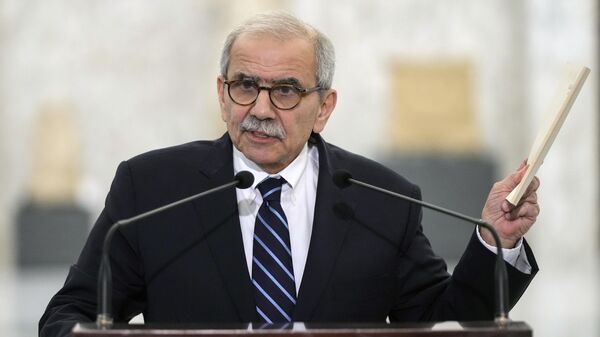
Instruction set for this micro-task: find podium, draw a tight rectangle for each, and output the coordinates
[73,321,532,337]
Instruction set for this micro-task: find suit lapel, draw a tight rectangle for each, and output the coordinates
[192,134,255,322]
[294,134,355,321]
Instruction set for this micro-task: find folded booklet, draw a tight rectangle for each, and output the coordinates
[506,65,591,205]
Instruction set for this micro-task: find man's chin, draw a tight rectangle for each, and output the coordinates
[242,151,286,173]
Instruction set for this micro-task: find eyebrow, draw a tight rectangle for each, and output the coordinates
[231,72,302,87]
[271,77,302,86]
[231,72,260,82]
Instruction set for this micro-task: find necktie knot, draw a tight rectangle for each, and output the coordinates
[257,177,284,203]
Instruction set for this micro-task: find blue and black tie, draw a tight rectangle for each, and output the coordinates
[252,177,296,323]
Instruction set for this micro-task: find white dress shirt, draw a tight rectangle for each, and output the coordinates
[477,228,531,273]
[234,143,532,296]
[234,144,319,294]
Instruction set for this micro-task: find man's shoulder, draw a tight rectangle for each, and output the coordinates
[126,135,230,168]
[118,137,232,176]
[319,137,417,193]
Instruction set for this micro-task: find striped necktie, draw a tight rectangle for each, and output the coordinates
[252,177,296,323]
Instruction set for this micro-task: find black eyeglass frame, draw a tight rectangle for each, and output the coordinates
[223,79,322,110]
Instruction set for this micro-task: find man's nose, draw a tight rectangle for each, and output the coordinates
[250,89,276,119]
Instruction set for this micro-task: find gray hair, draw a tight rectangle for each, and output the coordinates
[220,12,335,90]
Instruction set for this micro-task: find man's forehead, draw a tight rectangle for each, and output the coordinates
[227,34,316,83]
[230,33,314,59]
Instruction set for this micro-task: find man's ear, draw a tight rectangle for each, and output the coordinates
[217,76,226,109]
[217,76,230,122]
[313,89,337,133]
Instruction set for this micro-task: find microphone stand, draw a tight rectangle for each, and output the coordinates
[97,172,254,328]
[337,173,510,324]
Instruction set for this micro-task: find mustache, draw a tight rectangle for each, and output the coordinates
[239,115,286,139]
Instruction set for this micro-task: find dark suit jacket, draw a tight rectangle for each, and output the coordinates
[39,133,538,337]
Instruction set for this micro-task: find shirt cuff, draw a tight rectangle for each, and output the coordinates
[476,226,532,274]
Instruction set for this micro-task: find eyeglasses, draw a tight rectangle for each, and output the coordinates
[223,79,321,110]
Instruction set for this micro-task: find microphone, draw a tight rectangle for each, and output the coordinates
[332,169,510,324]
[96,171,254,328]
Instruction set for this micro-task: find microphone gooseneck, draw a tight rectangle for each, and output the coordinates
[96,171,254,328]
[332,169,510,324]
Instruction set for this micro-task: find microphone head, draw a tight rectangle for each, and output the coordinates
[332,169,352,189]
[235,171,254,189]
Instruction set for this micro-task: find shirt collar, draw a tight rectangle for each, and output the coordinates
[233,144,309,192]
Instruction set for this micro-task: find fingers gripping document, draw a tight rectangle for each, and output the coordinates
[506,65,591,206]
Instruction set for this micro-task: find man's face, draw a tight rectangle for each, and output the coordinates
[217,33,336,174]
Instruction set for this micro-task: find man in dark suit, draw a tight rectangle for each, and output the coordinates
[40,12,540,337]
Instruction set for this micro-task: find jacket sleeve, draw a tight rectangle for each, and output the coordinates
[39,161,146,337]
[388,185,538,322]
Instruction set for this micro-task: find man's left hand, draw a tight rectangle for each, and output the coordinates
[481,161,541,248]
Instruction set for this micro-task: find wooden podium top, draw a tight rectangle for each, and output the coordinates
[73,321,532,337]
